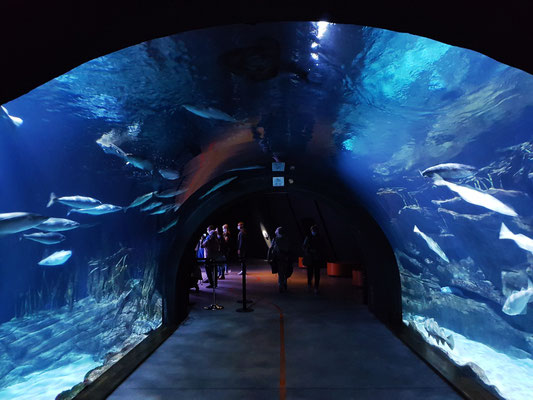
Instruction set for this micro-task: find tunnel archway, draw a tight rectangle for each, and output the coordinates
[163,167,402,327]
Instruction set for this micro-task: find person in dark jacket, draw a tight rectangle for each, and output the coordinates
[237,221,247,275]
[219,224,232,277]
[268,226,291,292]
[303,225,325,294]
[202,225,220,288]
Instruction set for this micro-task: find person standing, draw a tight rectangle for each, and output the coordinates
[237,221,247,275]
[303,225,325,294]
[202,225,220,288]
[220,224,232,277]
[269,226,291,292]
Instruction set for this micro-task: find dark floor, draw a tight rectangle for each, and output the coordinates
[109,260,461,400]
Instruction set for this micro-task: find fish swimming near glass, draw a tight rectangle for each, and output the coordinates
[36,217,80,232]
[38,250,72,266]
[96,141,128,160]
[1,105,23,128]
[149,204,175,215]
[502,278,533,316]
[140,201,162,212]
[433,178,517,217]
[499,223,533,255]
[199,177,238,200]
[67,204,122,216]
[0,212,49,235]
[124,154,154,172]
[158,218,178,233]
[182,104,240,123]
[125,192,155,211]
[159,169,180,180]
[424,318,455,349]
[421,163,476,179]
[21,232,66,245]
[156,188,187,198]
[47,193,102,209]
[413,225,449,263]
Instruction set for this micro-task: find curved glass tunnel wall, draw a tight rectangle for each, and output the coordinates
[0,21,532,400]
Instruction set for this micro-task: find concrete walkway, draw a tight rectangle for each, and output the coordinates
[109,260,460,399]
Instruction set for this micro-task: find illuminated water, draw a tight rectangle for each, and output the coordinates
[1,21,531,398]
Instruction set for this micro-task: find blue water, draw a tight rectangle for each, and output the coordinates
[1,21,532,399]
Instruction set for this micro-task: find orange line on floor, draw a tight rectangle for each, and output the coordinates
[270,303,286,400]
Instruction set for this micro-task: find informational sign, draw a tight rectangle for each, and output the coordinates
[272,162,285,172]
[272,176,285,187]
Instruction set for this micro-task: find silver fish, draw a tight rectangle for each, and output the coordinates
[0,212,48,235]
[413,225,449,263]
[502,278,533,316]
[149,204,175,215]
[140,201,162,212]
[37,217,80,232]
[38,250,72,266]
[159,169,180,180]
[1,105,23,128]
[47,192,102,209]
[433,178,517,217]
[67,204,122,216]
[96,141,128,159]
[424,318,454,349]
[199,177,237,200]
[124,154,154,172]
[182,104,239,123]
[125,192,155,210]
[21,232,66,245]
[499,223,533,255]
[421,163,476,179]
[156,188,187,198]
[158,218,178,233]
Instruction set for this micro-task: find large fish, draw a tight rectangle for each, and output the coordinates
[182,104,239,123]
[159,169,180,180]
[140,201,162,212]
[156,188,187,198]
[124,154,154,172]
[37,217,80,232]
[413,225,449,262]
[125,192,155,211]
[21,232,65,245]
[38,250,72,266]
[158,218,178,233]
[499,223,533,255]
[67,204,122,216]
[433,178,517,217]
[0,212,48,235]
[421,163,476,179]
[47,193,102,209]
[424,318,454,349]
[1,105,23,128]
[502,278,533,316]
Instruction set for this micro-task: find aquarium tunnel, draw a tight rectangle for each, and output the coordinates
[1,10,533,400]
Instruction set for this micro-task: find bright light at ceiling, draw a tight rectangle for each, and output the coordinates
[311,53,319,61]
[317,21,330,39]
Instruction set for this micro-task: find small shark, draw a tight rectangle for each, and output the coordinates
[413,225,449,263]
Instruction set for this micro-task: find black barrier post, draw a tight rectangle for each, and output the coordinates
[204,258,223,311]
[236,257,253,312]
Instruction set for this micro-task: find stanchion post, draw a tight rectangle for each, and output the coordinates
[236,257,253,312]
[204,258,223,311]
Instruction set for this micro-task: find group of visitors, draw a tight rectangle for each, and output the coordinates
[192,221,325,295]
[192,222,246,290]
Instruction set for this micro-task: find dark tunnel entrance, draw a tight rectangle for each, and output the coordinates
[164,172,402,329]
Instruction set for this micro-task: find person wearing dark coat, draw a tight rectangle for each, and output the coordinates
[268,226,291,292]
[202,225,220,288]
[303,225,325,294]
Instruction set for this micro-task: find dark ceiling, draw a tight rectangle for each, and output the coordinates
[1,1,533,105]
